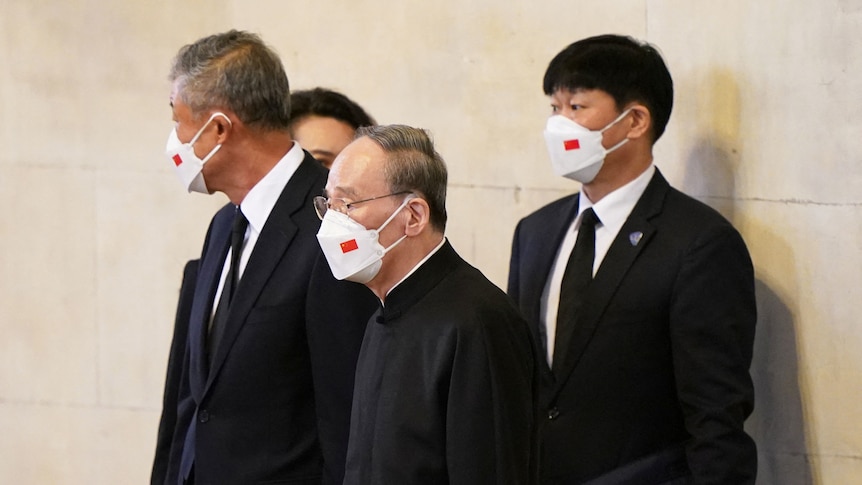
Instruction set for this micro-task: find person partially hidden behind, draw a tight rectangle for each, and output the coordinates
[151,259,198,485]
[288,87,376,168]
[154,30,375,485]
[508,35,757,484]
[316,124,536,484]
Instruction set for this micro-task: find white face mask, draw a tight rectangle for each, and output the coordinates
[165,112,231,194]
[316,197,411,284]
[543,108,631,183]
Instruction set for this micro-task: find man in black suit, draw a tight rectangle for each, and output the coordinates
[157,30,375,485]
[315,125,536,484]
[508,35,757,484]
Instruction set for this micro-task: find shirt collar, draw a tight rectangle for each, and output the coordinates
[238,141,304,233]
[578,164,655,232]
[383,237,447,301]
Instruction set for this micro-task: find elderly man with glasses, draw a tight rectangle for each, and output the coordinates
[314,124,537,485]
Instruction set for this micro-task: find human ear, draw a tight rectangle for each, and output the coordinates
[626,105,652,140]
[211,112,233,144]
[403,198,430,237]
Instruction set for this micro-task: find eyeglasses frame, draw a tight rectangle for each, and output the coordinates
[313,190,413,220]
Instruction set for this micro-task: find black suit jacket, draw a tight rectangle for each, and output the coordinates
[508,170,757,484]
[306,253,377,484]
[345,241,537,484]
[162,153,376,485]
[152,259,199,485]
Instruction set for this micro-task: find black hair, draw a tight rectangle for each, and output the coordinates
[543,34,674,141]
[357,125,448,233]
[170,30,292,131]
[289,87,376,130]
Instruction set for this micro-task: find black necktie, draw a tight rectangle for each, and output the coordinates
[207,206,248,367]
[554,208,600,368]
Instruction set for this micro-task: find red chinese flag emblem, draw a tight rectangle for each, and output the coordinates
[172,154,183,166]
[340,239,359,253]
[563,139,580,151]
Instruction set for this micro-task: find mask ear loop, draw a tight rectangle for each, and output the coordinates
[605,137,629,154]
[375,194,416,254]
[600,108,633,133]
[189,112,233,146]
[600,108,633,154]
[374,194,415,234]
[190,112,233,164]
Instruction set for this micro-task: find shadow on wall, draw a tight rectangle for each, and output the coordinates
[683,143,813,485]
[679,69,812,484]
[748,282,813,485]
[679,67,741,221]
[682,140,736,217]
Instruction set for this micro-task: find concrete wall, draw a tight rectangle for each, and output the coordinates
[1,0,859,482]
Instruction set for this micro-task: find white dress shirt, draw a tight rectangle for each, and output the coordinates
[541,164,655,366]
[210,142,305,321]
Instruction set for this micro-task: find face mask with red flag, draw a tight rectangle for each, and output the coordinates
[165,112,231,194]
[316,197,411,284]
[543,108,631,184]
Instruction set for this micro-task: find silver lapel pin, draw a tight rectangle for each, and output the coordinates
[629,231,643,246]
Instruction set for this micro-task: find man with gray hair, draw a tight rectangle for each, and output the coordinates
[315,125,537,484]
[157,30,376,484]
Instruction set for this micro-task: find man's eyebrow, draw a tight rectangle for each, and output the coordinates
[312,150,337,158]
[332,185,359,200]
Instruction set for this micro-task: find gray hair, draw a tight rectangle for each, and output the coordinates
[356,125,448,232]
[169,30,291,131]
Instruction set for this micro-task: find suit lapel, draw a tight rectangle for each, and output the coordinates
[203,156,319,392]
[551,171,670,400]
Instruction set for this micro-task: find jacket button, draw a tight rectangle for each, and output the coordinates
[548,407,560,420]
[199,410,210,423]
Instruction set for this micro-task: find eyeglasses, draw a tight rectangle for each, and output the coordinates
[313,191,412,220]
